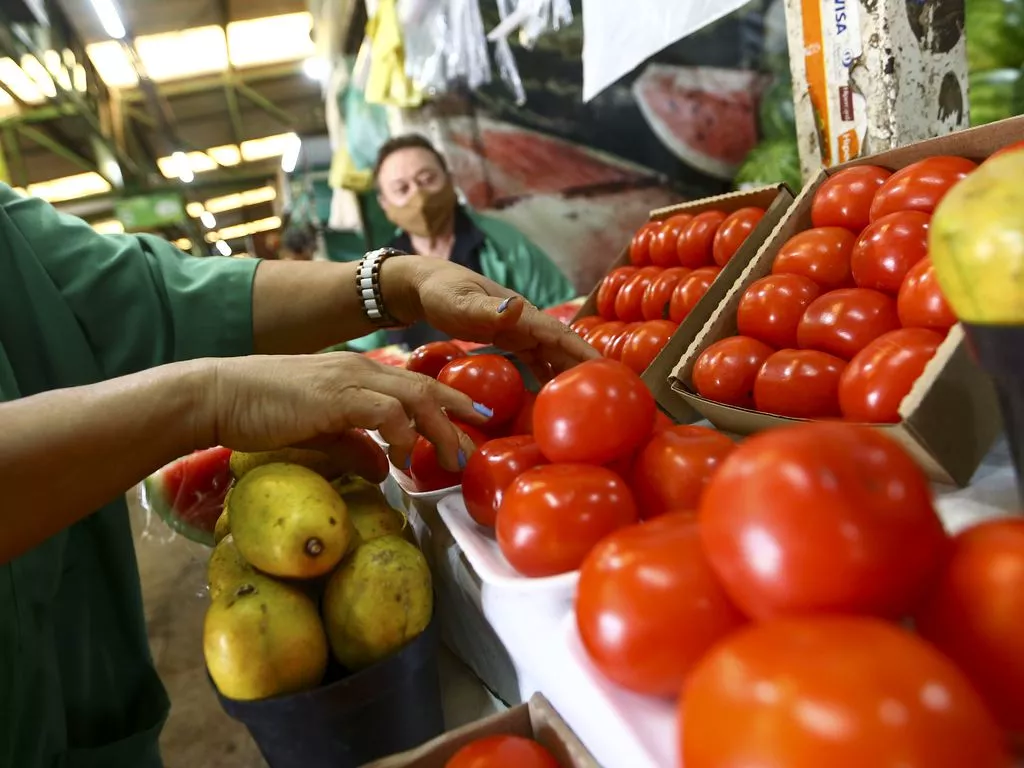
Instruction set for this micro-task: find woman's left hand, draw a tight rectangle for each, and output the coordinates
[386,256,599,379]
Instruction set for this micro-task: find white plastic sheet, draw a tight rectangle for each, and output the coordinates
[581,0,754,102]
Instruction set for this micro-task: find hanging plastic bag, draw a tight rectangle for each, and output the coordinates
[491,0,526,105]
[344,81,392,173]
[447,0,492,90]
[399,0,450,95]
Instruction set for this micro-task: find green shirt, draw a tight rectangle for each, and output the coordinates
[0,185,259,767]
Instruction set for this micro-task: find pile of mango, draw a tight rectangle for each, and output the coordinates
[204,449,433,701]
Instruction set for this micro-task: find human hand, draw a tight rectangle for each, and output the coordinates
[195,352,490,477]
[385,256,599,381]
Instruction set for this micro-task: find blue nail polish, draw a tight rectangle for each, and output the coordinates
[403,455,412,470]
[497,297,513,314]
[473,402,494,419]
[457,449,468,470]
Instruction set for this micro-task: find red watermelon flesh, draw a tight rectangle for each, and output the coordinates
[142,446,233,546]
[632,64,765,181]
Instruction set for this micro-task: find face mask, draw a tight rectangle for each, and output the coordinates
[384,183,458,239]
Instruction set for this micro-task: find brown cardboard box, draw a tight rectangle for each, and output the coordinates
[665,117,1024,487]
[363,694,599,768]
[573,185,795,423]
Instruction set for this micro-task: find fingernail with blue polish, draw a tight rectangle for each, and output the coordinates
[473,402,494,419]
[403,454,412,470]
[457,449,468,470]
[497,297,513,314]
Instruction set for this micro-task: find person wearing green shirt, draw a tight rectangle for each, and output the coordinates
[348,133,578,352]
[0,183,596,768]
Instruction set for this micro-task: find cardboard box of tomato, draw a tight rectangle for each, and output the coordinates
[364,693,598,768]
[571,184,795,423]
[664,117,1024,486]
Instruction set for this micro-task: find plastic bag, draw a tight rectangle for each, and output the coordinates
[492,0,526,105]
[399,0,492,95]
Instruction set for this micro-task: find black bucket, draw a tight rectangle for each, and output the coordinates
[214,610,444,768]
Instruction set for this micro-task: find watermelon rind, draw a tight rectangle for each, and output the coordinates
[758,76,797,142]
[969,68,1024,126]
[733,138,802,193]
[966,0,1024,72]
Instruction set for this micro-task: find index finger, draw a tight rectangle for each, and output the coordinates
[503,303,600,370]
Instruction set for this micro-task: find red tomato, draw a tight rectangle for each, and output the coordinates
[509,392,536,436]
[916,519,1024,737]
[839,328,944,424]
[649,214,694,267]
[987,139,1024,163]
[569,315,604,338]
[406,341,467,379]
[438,355,526,427]
[668,266,721,323]
[462,436,547,527]
[614,267,662,323]
[604,322,640,361]
[630,425,735,519]
[576,513,745,697]
[620,319,677,374]
[753,349,845,419]
[869,156,978,222]
[652,410,674,433]
[497,464,638,577]
[850,210,930,294]
[409,421,490,492]
[595,266,638,320]
[712,207,765,266]
[771,227,855,291]
[584,321,626,356]
[641,267,691,321]
[897,257,958,332]
[677,210,727,268]
[797,287,900,360]
[533,359,656,465]
[692,336,774,409]
[699,421,947,619]
[737,274,822,349]
[681,616,1011,768]
[445,734,559,768]
[810,165,892,232]
[628,221,661,266]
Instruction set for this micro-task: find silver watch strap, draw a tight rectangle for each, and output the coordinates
[356,248,403,328]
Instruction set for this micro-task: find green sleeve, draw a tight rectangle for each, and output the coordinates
[509,239,578,309]
[3,187,259,379]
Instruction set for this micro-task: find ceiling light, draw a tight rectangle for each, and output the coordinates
[27,172,112,203]
[302,57,329,81]
[215,240,231,256]
[173,238,192,251]
[89,0,127,40]
[172,151,194,183]
[281,134,301,174]
[199,211,216,228]
[91,219,125,235]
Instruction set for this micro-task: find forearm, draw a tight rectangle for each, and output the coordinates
[252,257,425,354]
[0,361,209,563]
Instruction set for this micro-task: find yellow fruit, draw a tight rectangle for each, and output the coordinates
[230,463,352,579]
[207,535,256,601]
[331,475,408,545]
[204,576,328,701]
[322,536,433,670]
[929,152,1024,324]
[213,506,231,545]
[230,448,347,481]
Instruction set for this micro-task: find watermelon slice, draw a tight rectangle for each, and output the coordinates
[632,64,765,180]
[141,446,233,546]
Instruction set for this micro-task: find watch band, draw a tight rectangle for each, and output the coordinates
[356,248,404,328]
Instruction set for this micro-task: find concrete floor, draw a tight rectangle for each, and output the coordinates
[129,490,503,768]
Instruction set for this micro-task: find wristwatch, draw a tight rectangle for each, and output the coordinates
[356,248,405,328]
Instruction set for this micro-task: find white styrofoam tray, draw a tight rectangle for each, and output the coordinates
[371,430,463,505]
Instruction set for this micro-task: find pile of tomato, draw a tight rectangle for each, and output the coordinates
[691,156,981,423]
[569,206,766,374]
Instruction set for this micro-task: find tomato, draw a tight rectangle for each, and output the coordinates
[916,519,1024,737]
[737,274,822,349]
[987,139,1024,163]
[509,391,536,436]
[628,221,661,266]
[753,349,845,419]
[570,314,604,337]
[653,409,674,433]
[614,266,662,323]
[497,464,638,577]
[699,421,947,619]
[595,266,638,320]
[797,287,900,360]
[576,513,745,697]
[681,616,1011,768]
[620,319,677,374]
[533,358,656,465]
[850,210,930,294]
[409,421,490,492]
[810,165,892,232]
[869,155,978,222]
[445,734,559,768]
[406,341,467,379]
[668,266,721,323]
[604,322,640,361]
[897,257,958,332]
[649,214,693,267]
[438,355,526,427]
[771,227,855,291]
[630,425,735,519]
[462,436,547,528]
[692,335,774,409]
[838,328,943,424]
[584,321,626,356]
[641,267,690,321]
[712,207,765,266]
[677,210,727,268]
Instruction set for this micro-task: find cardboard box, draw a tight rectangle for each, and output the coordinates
[364,694,599,768]
[573,185,796,423]
[665,117,1024,487]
